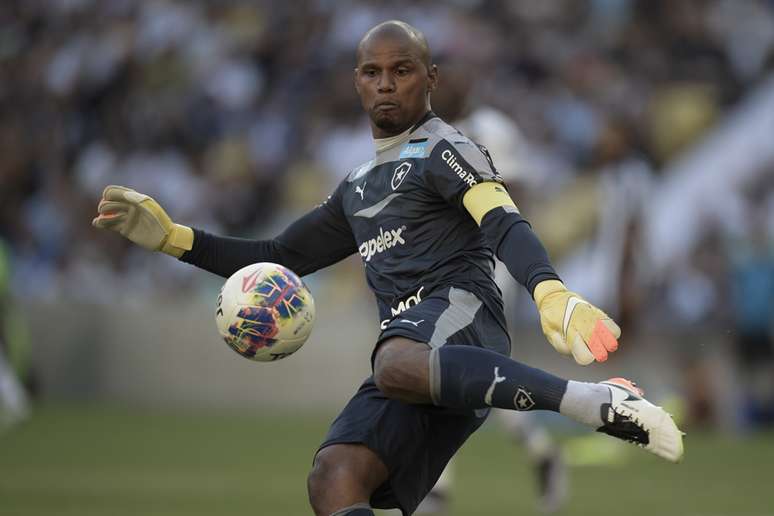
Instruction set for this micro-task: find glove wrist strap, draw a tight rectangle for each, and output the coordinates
[533,279,566,308]
[161,224,194,258]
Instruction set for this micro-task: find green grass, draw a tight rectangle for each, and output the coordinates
[0,405,772,515]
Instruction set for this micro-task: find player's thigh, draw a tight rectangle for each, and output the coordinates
[372,336,431,402]
[309,443,388,495]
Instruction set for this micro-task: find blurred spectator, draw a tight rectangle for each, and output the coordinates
[726,188,774,428]
[0,240,30,430]
[0,0,772,330]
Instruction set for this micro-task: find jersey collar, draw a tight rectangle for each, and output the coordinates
[373,111,438,154]
[374,127,412,154]
[409,110,437,133]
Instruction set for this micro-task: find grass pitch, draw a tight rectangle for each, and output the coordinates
[0,405,772,515]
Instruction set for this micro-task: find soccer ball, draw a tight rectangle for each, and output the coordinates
[215,262,315,362]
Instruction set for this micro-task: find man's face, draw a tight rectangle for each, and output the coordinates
[354,37,437,138]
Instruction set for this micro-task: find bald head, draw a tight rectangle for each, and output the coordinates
[357,20,431,68]
[354,20,438,138]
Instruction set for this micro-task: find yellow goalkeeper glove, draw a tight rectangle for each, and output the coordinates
[92,185,194,258]
[534,279,621,365]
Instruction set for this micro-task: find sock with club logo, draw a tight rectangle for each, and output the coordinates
[430,345,568,413]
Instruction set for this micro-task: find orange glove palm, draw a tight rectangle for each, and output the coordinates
[534,280,621,365]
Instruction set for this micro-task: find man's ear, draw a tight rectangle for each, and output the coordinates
[427,64,439,93]
[353,68,361,95]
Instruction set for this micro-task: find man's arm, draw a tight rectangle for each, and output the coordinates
[464,182,559,294]
[93,185,357,279]
[423,137,562,294]
[181,200,357,278]
[463,182,620,365]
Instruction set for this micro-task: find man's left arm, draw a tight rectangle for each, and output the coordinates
[463,182,621,365]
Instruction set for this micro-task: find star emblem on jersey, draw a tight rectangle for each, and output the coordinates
[391,162,412,191]
[514,387,535,411]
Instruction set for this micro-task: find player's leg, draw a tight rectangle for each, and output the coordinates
[375,337,580,418]
[307,444,387,516]
[313,373,485,515]
[374,293,683,464]
[498,411,567,514]
[0,343,28,431]
[375,287,573,413]
[376,337,683,461]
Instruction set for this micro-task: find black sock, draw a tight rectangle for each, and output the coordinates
[331,504,375,515]
[430,345,568,412]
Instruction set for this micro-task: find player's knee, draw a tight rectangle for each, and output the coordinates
[307,445,386,515]
[307,452,343,514]
[373,337,428,399]
[373,338,404,396]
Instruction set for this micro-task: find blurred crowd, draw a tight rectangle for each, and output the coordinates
[0,0,772,298]
[1,0,773,425]
[0,0,774,428]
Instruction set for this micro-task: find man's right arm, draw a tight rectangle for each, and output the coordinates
[93,184,357,279]
[182,196,357,278]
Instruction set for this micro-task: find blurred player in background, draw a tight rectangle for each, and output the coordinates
[0,240,31,432]
[727,193,774,427]
[93,21,683,516]
[416,64,567,515]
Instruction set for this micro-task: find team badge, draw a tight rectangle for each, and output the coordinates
[391,162,412,191]
[514,387,535,411]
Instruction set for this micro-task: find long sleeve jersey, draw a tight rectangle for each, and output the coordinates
[182,112,559,333]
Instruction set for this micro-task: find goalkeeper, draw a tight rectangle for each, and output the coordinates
[93,21,683,516]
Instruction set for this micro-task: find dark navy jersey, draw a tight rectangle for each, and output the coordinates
[318,113,508,331]
[183,112,514,334]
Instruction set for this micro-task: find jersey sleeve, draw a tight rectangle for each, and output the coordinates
[274,181,357,275]
[181,181,356,278]
[424,137,504,209]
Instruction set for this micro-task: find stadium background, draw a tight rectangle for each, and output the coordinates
[1,0,773,514]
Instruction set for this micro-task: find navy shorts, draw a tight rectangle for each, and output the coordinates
[316,287,510,515]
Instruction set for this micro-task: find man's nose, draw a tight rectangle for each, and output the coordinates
[377,71,396,93]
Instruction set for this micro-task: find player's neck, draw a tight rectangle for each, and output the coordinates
[373,126,412,153]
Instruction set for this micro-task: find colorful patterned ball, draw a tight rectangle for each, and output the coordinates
[215,263,315,362]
